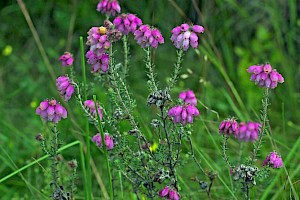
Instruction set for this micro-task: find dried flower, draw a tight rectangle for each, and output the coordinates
[134,25,164,48]
[56,76,74,101]
[59,52,73,67]
[147,89,171,107]
[86,50,109,73]
[35,133,44,141]
[263,151,283,168]
[236,122,261,142]
[179,90,197,106]
[168,104,199,125]
[97,0,121,16]
[84,100,103,120]
[219,118,239,136]
[92,133,114,150]
[171,24,204,51]
[247,63,284,89]
[113,13,142,35]
[68,160,78,169]
[36,99,67,123]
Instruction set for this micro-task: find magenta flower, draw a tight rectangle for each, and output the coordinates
[86,50,109,73]
[247,63,284,89]
[169,189,180,200]
[219,118,239,136]
[36,99,67,123]
[263,151,283,168]
[86,27,111,55]
[56,76,74,101]
[171,24,204,51]
[179,90,197,106]
[92,133,114,150]
[84,100,103,120]
[168,104,199,125]
[113,13,142,35]
[134,25,164,48]
[158,187,180,200]
[158,186,169,197]
[97,0,121,16]
[236,122,261,142]
[59,52,73,67]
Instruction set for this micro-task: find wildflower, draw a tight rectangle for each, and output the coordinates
[179,90,197,106]
[168,104,199,125]
[171,23,204,51]
[113,14,142,35]
[92,133,114,150]
[59,52,73,67]
[169,189,180,200]
[56,76,74,101]
[134,25,164,48]
[158,186,169,197]
[86,50,109,73]
[84,100,103,120]
[219,118,239,136]
[86,27,111,55]
[96,0,121,16]
[36,99,67,123]
[236,122,261,142]
[263,151,283,168]
[158,186,180,200]
[247,63,284,89]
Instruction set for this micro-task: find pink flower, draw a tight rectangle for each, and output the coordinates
[84,100,103,120]
[169,189,180,200]
[158,186,169,197]
[113,14,142,35]
[236,122,261,142]
[56,75,74,101]
[92,133,114,150]
[168,104,199,125]
[86,50,109,73]
[263,151,283,168]
[134,25,164,48]
[59,52,73,67]
[86,27,111,55]
[97,0,121,16]
[36,99,67,123]
[179,90,197,106]
[219,118,239,136]
[171,24,204,51]
[247,63,284,89]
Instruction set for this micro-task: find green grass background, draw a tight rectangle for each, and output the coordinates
[0,0,299,199]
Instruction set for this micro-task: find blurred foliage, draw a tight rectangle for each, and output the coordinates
[0,0,300,199]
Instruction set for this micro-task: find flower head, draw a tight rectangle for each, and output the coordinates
[86,50,109,73]
[168,104,199,125]
[86,27,111,55]
[134,25,164,48]
[92,133,114,150]
[236,122,261,142]
[159,186,180,200]
[84,100,103,120]
[59,52,73,67]
[263,151,283,168]
[171,24,204,51]
[36,99,67,123]
[97,0,121,16]
[219,118,239,136]
[113,13,142,35]
[179,90,197,106]
[56,76,74,101]
[247,63,284,89]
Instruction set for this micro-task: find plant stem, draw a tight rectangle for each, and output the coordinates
[145,47,158,92]
[168,49,184,90]
[51,125,59,192]
[222,135,232,169]
[80,36,92,200]
[93,95,114,200]
[122,35,129,78]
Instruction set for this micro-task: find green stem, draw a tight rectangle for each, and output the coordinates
[80,36,92,200]
[51,125,59,192]
[168,49,184,90]
[119,171,124,199]
[145,47,158,92]
[93,95,113,200]
[222,135,232,169]
[122,35,129,78]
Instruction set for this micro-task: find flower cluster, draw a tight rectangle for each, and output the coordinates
[219,118,239,136]
[247,63,284,89]
[92,133,114,150]
[96,0,121,16]
[86,50,109,73]
[59,52,73,67]
[179,90,197,106]
[113,14,142,35]
[134,25,164,48]
[56,76,74,101]
[36,99,67,123]
[171,24,204,51]
[84,100,103,120]
[236,122,261,142]
[159,186,180,200]
[168,104,199,125]
[263,151,283,168]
